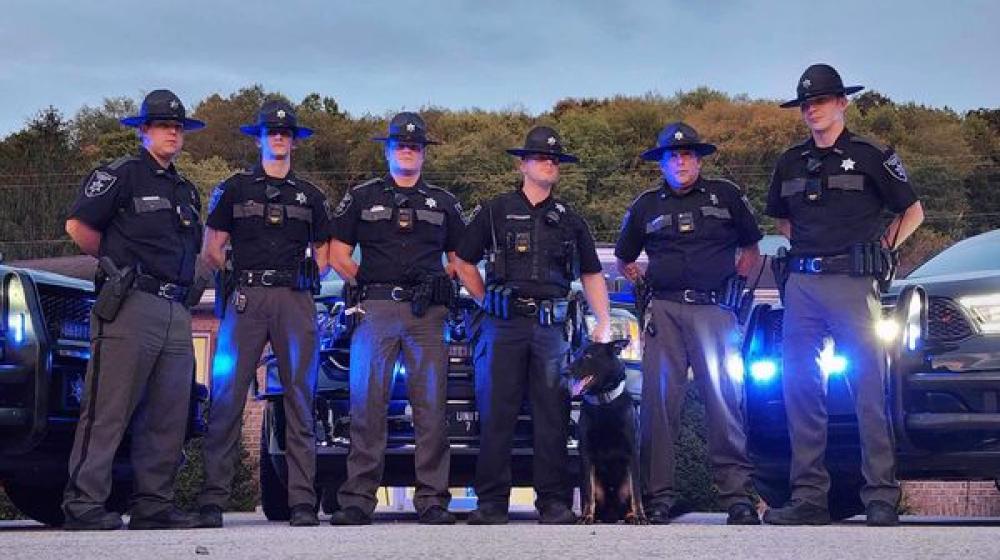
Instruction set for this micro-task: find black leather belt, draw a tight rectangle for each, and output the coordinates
[511,297,569,320]
[362,284,416,302]
[134,275,188,303]
[789,254,851,274]
[654,288,720,305]
[238,269,295,287]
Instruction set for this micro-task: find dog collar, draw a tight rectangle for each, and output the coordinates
[583,380,626,405]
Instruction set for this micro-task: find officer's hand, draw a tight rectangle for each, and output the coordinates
[621,262,642,283]
[591,320,612,344]
[444,261,459,279]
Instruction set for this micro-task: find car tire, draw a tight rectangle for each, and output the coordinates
[260,415,291,522]
[3,482,66,527]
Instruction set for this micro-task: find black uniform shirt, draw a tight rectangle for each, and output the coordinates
[765,129,919,256]
[457,189,602,299]
[68,148,202,286]
[615,177,763,292]
[330,175,465,285]
[206,166,333,272]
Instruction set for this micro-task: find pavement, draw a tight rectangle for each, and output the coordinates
[2,512,998,560]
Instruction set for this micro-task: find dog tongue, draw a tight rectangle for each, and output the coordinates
[571,376,593,397]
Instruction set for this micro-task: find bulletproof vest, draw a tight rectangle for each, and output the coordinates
[644,189,732,239]
[493,204,578,292]
[232,183,314,228]
[126,172,202,239]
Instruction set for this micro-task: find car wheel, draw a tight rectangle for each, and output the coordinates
[3,482,66,527]
[260,415,290,521]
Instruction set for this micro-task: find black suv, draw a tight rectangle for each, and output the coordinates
[256,278,643,520]
[0,263,208,526]
[742,229,1000,519]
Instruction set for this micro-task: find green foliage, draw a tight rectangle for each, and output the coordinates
[0,87,997,263]
[673,384,723,512]
[0,485,24,520]
[174,438,257,512]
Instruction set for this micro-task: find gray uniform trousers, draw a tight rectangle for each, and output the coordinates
[640,299,754,510]
[199,287,319,509]
[782,273,900,508]
[63,291,194,518]
[337,301,451,516]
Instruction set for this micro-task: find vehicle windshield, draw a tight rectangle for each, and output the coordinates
[907,232,1000,278]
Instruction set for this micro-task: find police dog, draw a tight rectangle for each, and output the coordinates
[568,339,647,525]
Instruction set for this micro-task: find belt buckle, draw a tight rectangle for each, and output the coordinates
[158,283,178,299]
[260,270,276,286]
[806,257,824,274]
[391,286,406,302]
[682,289,697,304]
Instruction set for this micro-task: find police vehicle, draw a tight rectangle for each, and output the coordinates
[0,261,209,526]
[256,253,643,520]
[742,229,1000,519]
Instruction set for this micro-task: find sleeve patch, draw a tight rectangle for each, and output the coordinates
[208,185,225,215]
[84,170,117,198]
[463,203,482,226]
[334,192,353,218]
[883,153,909,182]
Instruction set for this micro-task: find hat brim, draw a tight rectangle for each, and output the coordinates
[640,143,717,161]
[372,135,440,145]
[239,124,314,139]
[506,148,579,163]
[779,85,865,108]
[120,116,206,131]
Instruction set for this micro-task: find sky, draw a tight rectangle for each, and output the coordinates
[1,0,997,137]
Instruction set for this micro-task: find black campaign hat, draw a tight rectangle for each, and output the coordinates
[640,122,716,161]
[780,64,864,108]
[120,89,205,130]
[239,100,313,139]
[506,126,579,163]
[372,112,439,145]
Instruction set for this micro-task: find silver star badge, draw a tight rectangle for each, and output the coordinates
[840,158,856,171]
[802,78,812,89]
[674,131,684,140]
[295,192,307,205]
[547,137,557,146]
[425,198,437,209]
[406,123,416,132]
[277,109,286,119]
[555,203,565,213]
[169,100,179,109]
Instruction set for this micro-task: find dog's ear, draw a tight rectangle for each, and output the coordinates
[611,338,630,355]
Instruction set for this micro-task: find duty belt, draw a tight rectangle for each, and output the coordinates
[134,274,188,303]
[789,254,851,275]
[361,284,416,302]
[238,269,296,287]
[654,288,720,305]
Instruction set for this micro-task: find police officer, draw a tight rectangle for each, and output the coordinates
[454,126,612,525]
[62,89,205,530]
[327,112,464,526]
[763,64,924,526]
[197,100,332,528]
[616,123,763,525]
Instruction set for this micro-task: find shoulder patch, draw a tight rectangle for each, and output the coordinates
[106,155,138,171]
[323,199,333,220]
[883,152,909,182]
[333,191,354,218]
[84,170,118,198]
[850,134,891,154]
[208,184,226,214]
[462,203,482,226]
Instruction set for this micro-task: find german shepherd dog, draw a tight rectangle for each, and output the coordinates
[568,340,647,525]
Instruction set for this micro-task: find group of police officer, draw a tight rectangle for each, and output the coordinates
[60,62,922,530]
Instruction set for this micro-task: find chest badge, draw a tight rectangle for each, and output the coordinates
[425,198,437,209]
[295,192,307,205]
[840,158,856,171]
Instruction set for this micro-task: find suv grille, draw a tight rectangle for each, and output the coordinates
[927,297,974,343]
[37,286,94,341]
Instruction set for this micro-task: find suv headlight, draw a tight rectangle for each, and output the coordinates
[3,274,32,349]
[959,294,1000,334]
[585,309,642,363]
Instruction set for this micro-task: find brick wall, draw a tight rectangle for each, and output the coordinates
[903,481,1000,516]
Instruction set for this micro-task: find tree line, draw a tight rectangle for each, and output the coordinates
[1,85,998,274]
